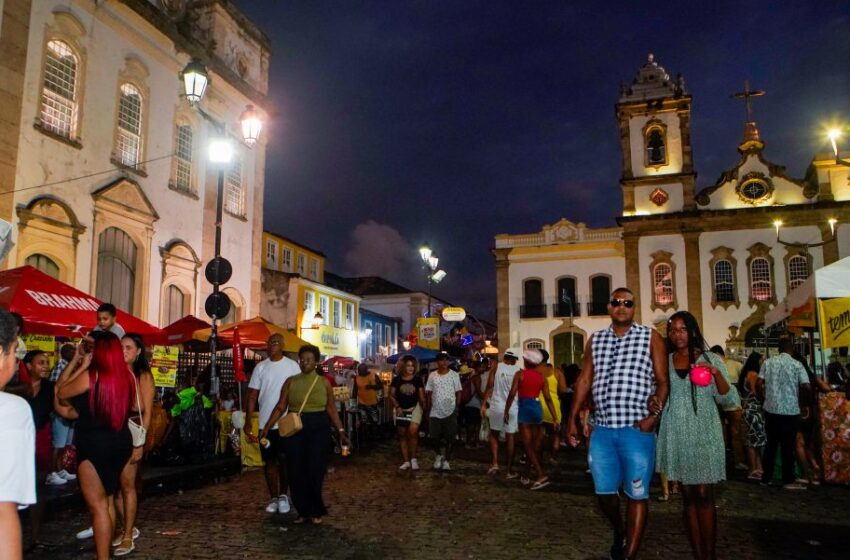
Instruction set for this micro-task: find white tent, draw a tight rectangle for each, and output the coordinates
[765,256,850,328]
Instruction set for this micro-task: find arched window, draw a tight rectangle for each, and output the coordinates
[521,278,545,318]
[96,227,137,312]
[653,263,673,305]
[787,255,808,290]
[163,285,185,326]
[750,257,772,302]
[646,128,666,165]
[115,83,143,167]
[589,275,611,315]
[171,122,193,192]
[524,339,545,351]
[224,154,245,217]
[40,40,79,139]
[555,276,577,317]
[25,254,60,279]
[713,260,735,303]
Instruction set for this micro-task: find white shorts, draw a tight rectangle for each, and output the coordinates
[487,406,518,434]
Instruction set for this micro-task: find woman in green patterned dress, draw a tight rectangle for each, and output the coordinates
[657,311,738,560]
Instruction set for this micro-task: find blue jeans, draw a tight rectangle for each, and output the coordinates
[588,425,656,500]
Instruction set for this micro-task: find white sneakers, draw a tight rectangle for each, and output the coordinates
[46,470,77,486]
[45,472,67,486]
[410,458,420,471]
[399,461,411,470]
[265,499,278,513]
[76,527,94,540]
[441,460,451,471]
[433,455,444,470]
[277,495,291,514]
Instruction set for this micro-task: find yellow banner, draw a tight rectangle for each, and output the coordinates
[819,298,850,349]
[299,323,359,360]
[21,334,56,370]
[417,317,441,350]
[151,346,179,387]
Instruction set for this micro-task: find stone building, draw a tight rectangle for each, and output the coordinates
[1,0,271,326]
[494,54,850,366]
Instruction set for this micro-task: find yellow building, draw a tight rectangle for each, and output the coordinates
[260,231,361,359]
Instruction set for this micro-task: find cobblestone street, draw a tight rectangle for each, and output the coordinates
[25,441,850,559]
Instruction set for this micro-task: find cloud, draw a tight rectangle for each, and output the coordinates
[344,221,419,285]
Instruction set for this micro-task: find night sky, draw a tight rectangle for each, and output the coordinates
[234,1,850,322]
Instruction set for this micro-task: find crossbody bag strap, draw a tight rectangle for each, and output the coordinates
[131,372,142,415]
[297,374,322,415]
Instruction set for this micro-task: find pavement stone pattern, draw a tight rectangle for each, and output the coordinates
[24,440,850,559]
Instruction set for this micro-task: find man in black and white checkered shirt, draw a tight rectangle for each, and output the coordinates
[567,287,668,560]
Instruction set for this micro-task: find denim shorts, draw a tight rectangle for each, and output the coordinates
[517,398,543,425]
[588,425,656,500]
[51,415,74,449]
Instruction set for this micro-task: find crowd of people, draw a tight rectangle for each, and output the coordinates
[2,285,849,559]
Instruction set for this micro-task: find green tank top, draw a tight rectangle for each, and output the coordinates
[288,372,327,413]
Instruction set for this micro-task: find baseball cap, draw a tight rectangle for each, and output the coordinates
[435,351,450,360]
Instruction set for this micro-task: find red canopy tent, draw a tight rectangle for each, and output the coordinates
[155,314,211,345]
[0,265,163,338]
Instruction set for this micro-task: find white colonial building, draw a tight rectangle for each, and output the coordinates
[0,0,270,326]
[494,55,850,366]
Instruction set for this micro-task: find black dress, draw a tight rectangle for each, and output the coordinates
[69,381,132,495]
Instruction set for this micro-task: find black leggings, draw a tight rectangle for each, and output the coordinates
[762,412,798,485]
[284,412,331,518]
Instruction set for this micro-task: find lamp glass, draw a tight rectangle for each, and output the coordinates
[240,105,262,146]
[208,138,233,164]
[428,256,439,270]
[431,269,447,283]
[419,246,432,262]
[181,59,209,105]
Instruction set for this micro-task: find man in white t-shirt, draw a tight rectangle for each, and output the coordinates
[244,334,300,513]
[425,352,462,471]
[0,309,36,558]
[483,348,521,478]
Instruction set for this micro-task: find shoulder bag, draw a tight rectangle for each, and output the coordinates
[128,374,147,447]
[279,374,321,438]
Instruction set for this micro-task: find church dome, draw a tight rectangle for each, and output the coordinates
[619,53,686,102]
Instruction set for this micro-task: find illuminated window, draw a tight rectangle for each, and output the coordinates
[524,339,544,351]
[332,299,341,328]
[653,263,673,305]
[116,83,143,167]
[787,255,808,290]
[750,258,772,301]
[171,123,193,192]
[318,295,329,325]
[224,155,245,217]
[643,119,668,167]
[304,291,315,314]
[713,260,735,303]
[40,40,79,139]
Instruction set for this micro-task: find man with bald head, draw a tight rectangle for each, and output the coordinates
[244,333,301,514]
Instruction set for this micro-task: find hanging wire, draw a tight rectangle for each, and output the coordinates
[0,152,176,197]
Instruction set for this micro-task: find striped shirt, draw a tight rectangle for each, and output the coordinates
[591,323,655,428]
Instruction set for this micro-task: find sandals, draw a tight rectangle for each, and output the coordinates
[486,466,500,475]
[656,494,670,502]
[505,472,518,480]
[112,527,140,547]
[530,478,550,491]
[113,538,135,557]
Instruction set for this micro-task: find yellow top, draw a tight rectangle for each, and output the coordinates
[539,372,561,423]
[355,372,379,406]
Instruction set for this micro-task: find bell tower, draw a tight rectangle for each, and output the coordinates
[616,54,696,215]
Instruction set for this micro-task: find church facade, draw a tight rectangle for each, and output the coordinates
[494,55,850,367]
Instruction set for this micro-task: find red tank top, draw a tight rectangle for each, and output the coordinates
[518,368,544,399]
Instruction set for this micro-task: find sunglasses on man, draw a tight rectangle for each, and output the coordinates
[609,298,635,308]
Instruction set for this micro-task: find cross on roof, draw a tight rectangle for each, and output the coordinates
[732,80,766,123]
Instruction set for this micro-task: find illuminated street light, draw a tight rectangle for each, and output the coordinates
[181,58,208,106]
[826,127,850,166]
[208,138,234,164]
[240,104,263,147]
[419,245,432,262]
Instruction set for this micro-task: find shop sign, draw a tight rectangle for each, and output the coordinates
[819,298,850,349]
[417,317,440,350]
[22,334,57,369]
[151,346,179,387]
[441,307,466,322]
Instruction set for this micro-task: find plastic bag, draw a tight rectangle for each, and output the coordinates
[479,415,490,442]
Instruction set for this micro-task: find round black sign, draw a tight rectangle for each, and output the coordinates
[205,291,231,320]
[205,256,232,285]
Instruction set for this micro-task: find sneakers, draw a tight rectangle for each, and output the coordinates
[76,527,94,540]
[277,495,291,514]
[441,460,451,472]
[410,458,419,471]
[783,482,807,491]
[265,499,278,513]
[433,455,444,470]
[45,472,68,486]
[57,469,77,481]
[399,461,411,471]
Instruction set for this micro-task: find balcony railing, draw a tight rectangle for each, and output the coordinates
[587,300,609,316]
[519,304,547,319]
[553,302,577,318]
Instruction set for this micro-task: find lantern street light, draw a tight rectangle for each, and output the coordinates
[773,218,841,252]
[419,245,446,318]
[827,128,850,167]
[180,58,264,394]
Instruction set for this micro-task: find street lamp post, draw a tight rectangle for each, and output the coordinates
[418,245,446,318]
[827,128,850,167]
[181,58,263,394]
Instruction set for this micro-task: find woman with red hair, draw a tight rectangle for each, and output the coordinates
[56,332,134,560]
